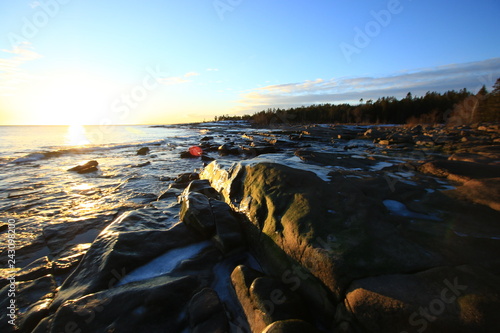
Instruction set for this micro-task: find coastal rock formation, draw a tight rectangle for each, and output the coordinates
[201,159,500,332]
[3,122,500,333]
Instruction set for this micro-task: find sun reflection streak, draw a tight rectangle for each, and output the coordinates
[66,125,90,146]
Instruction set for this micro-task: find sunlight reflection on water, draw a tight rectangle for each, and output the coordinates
[65,125,90,146]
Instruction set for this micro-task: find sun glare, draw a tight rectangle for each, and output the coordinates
[24,72,116,125]
[66,124,91,146]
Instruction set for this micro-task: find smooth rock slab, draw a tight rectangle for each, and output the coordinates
[50,275,198,333]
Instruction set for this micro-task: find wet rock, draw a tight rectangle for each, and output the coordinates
[242,146,277,156]
[250,277,311,323]
[230,265,312,332]
[419,160,500,183]
[133,161,151,167]
[52,244,90,276]
[295,149,380,170]
[175,172,200,184]
[51,214,204,310]
[448,153,495,164]
[448,178,500,211]
[42,215,112,257]
[230,265,266,332]
[180,192,215,238]
[67,160,98,174]
[10,274,57,332]
[262,319,320,333]
[210,199,245,254]
[200,136,214,141]
[136,147,150,155]
[15,256,53,282]
[50,275,198,333]
[0,223,7,232]
[180,150,199,158]
[18,298,52,333]
[183,179,221,200]
[218,144,241,156]
[188,288,229,333]
[344,265,500,333]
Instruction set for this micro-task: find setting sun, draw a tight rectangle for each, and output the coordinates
[22,72,117,125]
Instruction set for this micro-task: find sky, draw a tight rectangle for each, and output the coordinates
[0,0,499,125]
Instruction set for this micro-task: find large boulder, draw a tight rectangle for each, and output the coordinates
[343,265,500,333]
[201,160,500,331]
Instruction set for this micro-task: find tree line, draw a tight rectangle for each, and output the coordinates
[215,78,500,126]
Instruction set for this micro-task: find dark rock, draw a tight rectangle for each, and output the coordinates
[175,172,200,184]
[242,146,277,156]
[448,153,494,164]
[0,224,7,233]
[136,147,150,155]
[419,160,500,183]
[15,256,53,282]
[295,149,380,170]
[250,277,311,324]
[51,217,203,310]
[67,160,98,174]
[230,265,266,332]
[262,319,320,333]
[18,298,52,333]
[52,244,90,275]
[447,177,500,211]
[188,288,229,333]
[210,199,245,253]
[181,150,199,158]
[133,161,151,167]
[157,185,183,200]
[201,154,215,162]
[183,179,221,200]
[344,265,500,333]
[50,275,199,333]
[218,144,241,156]
[180,192,215,238]
[200,136,214,141]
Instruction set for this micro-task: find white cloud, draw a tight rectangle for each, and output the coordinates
[0,42,42,96]
[184,71,200,77]
[157,76,191,85]
[157,71,200,85]
[237,58,500,113]
[206,68,219,72]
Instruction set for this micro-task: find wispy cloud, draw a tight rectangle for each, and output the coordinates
[157,71,200,85]
[206,68,219,72]
[184,71,199,77]
[0,42,41,96]
[237,58,500,113]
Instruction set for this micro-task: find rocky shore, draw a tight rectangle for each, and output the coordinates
[1,122,500,332]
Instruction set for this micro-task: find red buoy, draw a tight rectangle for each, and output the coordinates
[188,146,203,157]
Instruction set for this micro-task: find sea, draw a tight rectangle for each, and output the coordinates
[0,123,245,266]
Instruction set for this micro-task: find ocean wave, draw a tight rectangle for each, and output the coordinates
[3,139,167,165]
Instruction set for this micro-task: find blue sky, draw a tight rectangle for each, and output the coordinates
[0,0,499,125]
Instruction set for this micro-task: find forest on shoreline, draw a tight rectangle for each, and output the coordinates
[216,78,500,126]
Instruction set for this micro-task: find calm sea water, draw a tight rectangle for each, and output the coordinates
[0,125,192,162]
[0,124,217,266]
